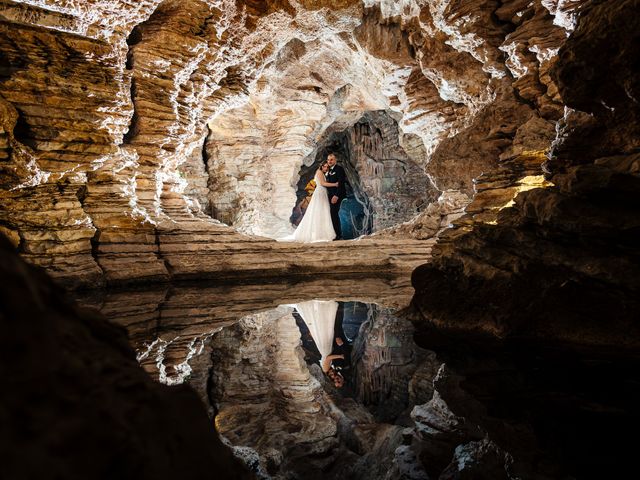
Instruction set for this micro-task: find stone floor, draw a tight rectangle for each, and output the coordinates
[76,214,437,287]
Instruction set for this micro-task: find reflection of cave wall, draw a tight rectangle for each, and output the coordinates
[209,308,339,477]
[351,305,436,422]
[293,111,439,237]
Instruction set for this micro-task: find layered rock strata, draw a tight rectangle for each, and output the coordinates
[411,0,640,348]
[0,0,585,287]
[406,2,640,478]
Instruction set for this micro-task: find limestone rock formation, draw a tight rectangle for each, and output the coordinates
[407,2,640,478]
[0,0,587,287]
[209,108,439,237]
[410,0,640,348]
[0,235,249,480]
[2,1,638,479]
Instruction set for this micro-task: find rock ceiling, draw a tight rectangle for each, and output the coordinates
[1,0,585,287]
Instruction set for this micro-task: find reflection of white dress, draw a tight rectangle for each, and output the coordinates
[295,300,338,366]
[291,171,336,243]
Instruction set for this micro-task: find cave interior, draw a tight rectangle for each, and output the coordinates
[1,1,639,479]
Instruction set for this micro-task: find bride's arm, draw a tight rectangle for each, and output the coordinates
[316,174,338,187]
[321,354,344,372]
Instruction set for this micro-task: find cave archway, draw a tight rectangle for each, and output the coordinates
[291,143,373,240]
[290,110,438,239]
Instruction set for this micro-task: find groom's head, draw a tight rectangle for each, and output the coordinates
[327,153,337,167]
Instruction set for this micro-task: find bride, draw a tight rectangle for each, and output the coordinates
[290,162,339,242]
[294,300,345,387]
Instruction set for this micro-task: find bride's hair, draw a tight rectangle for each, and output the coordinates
[318,162,328,170]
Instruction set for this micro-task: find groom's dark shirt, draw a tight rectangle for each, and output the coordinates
[326,164,346,200]
[330,305,352,373]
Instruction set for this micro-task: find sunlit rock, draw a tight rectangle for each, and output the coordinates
[0,0,582,286]
[410,0,640,348]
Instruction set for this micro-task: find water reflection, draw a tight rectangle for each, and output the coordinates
[71,277,636,479]
[293,300,376,392]
[293,300,345,387]
[207,298,426,479]
[74,277,426,479]
[293,299,432,425]
[74,276,413,386]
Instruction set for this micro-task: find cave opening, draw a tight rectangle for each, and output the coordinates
[290,110,438,239]
[291,139,373,240]
[200,107,437,240]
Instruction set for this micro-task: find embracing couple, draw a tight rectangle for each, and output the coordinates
[291,153,346,243]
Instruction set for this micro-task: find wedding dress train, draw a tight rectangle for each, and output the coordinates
[294,300,338,368]
[290,171,336,242]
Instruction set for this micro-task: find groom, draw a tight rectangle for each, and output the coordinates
[325,153,346,240]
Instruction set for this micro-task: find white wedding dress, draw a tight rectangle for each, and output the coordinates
[295,300,338,369]
[290,171,336,242]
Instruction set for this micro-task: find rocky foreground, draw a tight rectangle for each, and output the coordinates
[0,235,251,480]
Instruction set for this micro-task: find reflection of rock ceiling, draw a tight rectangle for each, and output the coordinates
[74,275,415,384]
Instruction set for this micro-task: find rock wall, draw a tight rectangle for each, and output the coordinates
[336,110,439,232]
[202,0,579,237]
[0,235,249,479]
[406,4,640,477]
[287,110,439,236]
[397,6,640,473]
[0,0,586,286]
[410,0,640,349]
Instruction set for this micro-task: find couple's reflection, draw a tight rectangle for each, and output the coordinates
[294,300,352,389]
